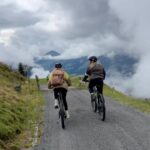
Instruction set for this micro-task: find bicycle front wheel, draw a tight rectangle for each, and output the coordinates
[98,94,106,121]
[58,93,66,129]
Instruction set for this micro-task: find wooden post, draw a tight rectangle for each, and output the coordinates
[35,75,40,90]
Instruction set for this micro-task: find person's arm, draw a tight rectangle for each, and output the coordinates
[86,67,91,76]
[103,68,106,80]
[47,72,52,89]
[82,73,88,82]
[64,72,71,86]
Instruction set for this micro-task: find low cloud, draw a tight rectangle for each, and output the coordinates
[108,0,150,98]
[131,54,150,98]
[31,67,49,79]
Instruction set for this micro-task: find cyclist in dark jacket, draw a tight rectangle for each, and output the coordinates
[83,56,106,99]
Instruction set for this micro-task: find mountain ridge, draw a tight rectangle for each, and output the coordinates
[45,50,60,56]
[34,50,138,76]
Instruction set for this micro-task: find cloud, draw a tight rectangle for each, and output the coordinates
[0,4,39,29]
[106,55,150,98]
[0,29,15,46]
[31,67,49,78]
[0,0,47,12]
[131,54,150,98]
[108,0,150,98]
[51,0,121,38]
[0,0,123,62]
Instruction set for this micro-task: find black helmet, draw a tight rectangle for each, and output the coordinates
[55,63,62,68]
[88,56,97,62]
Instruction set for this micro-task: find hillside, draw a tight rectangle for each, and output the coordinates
[0,62,44,150]
[34,51,138,76]
[70,76,150,113]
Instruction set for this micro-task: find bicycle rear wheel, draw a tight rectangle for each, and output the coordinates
[60,109,65,129]
[58,93,66,129]
[98,94,106,121]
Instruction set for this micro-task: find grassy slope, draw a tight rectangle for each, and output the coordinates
[0,62,44,150]
[71,76,150,113]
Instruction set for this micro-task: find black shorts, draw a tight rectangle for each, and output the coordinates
[89,78,103,94]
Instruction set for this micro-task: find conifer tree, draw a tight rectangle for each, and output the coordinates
[18,62,25,76]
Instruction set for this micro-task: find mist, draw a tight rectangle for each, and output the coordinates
[108,0,150,98]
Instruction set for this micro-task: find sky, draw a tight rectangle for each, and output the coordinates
[0,0,150,98]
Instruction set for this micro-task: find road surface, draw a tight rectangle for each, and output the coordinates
[34,85,150,150]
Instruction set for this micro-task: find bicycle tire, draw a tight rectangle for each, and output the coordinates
[98,94,106,121]
[91,98,97,112]
[58,92,66,129]
[91,88,98,112]
[60,110,65,129]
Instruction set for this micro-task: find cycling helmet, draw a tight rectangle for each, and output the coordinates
[88,56,97,62]
[55,63,62,68]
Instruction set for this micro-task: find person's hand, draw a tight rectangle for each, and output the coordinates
[82,78,86,82]
[48,82,52,89]
[80,80,86,85]
[82,75,88,82]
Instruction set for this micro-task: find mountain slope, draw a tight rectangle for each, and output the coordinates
[35,51,138,76]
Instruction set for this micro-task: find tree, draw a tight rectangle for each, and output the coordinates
[18,62,25,76]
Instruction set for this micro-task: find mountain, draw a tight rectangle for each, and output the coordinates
[45,50,60,56]
[34,51,138,76]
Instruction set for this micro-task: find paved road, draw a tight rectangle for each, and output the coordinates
[34,85,150,150]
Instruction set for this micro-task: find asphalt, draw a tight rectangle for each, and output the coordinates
[34,85,150,150]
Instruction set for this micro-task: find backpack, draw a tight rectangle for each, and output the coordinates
[51,69,64,86]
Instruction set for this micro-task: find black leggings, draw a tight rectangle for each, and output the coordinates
[54,88,68,110]
[89,78,103,94]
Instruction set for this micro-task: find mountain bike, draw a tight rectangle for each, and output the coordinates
[92,86,106,121]
[57,91,66,129]
[81,79,106,121]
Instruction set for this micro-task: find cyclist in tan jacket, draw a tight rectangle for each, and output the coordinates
[48,63,71,118]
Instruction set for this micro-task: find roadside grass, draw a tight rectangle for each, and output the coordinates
[104,84,150,113]
[71,76,87,89]
[71,76,150,113]
[39,78,48,84]
[10,82,44,150]
[0,63,44,150]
